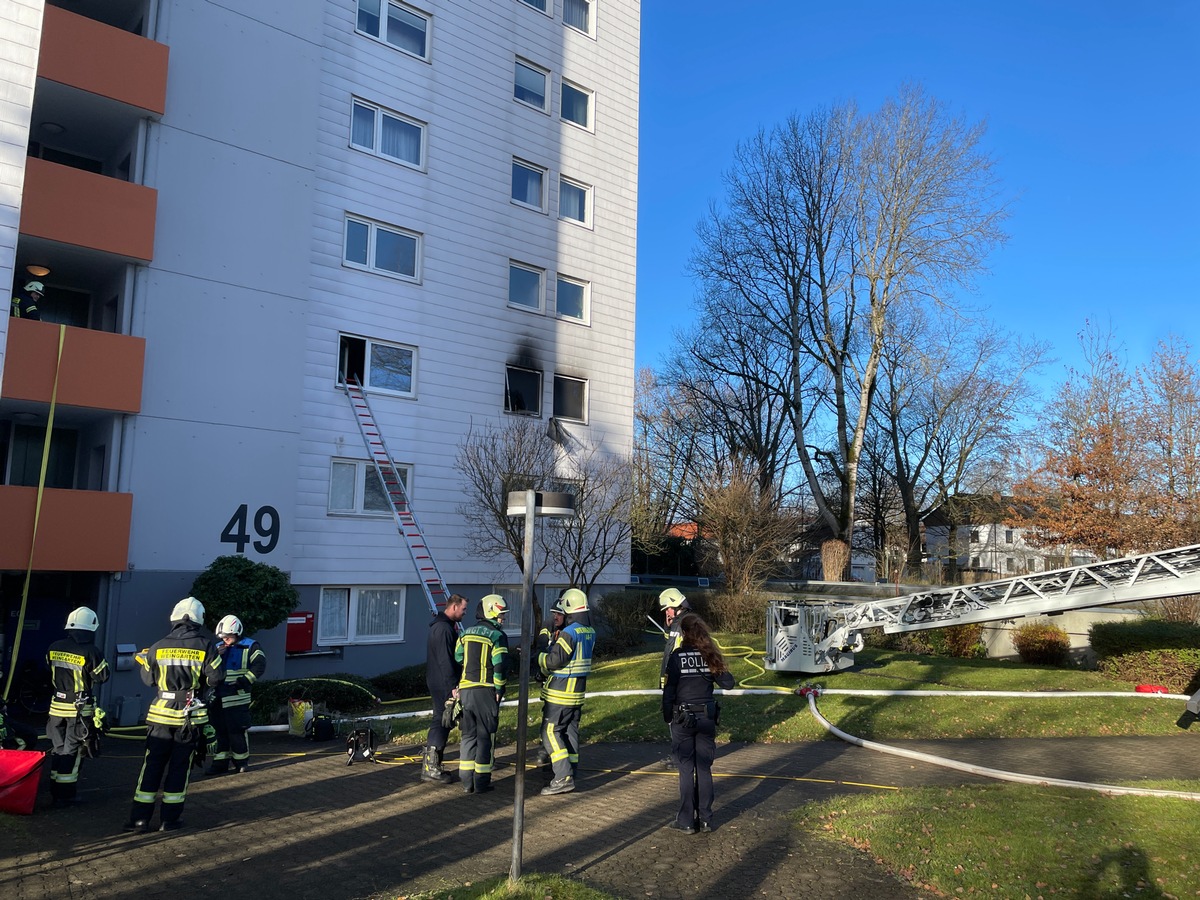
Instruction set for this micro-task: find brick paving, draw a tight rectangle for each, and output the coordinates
[2,731,1199,899]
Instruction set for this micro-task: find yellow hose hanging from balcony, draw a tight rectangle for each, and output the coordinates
[2,324,66,702]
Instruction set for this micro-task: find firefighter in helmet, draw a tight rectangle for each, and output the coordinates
[538,587,596,796]
[658,589,690,689]
[453,594,509,794]
[534,597,567,767]
[11,280,42,319]
[205,614,266,775]
[46,606,110,806]
[124,597,223,833]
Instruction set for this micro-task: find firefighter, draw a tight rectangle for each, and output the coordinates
[538,587,596,796]
[534,597,566,767]
[45,606,110,806]
[454,595,509,794]
[662,612,734,834]
[10,280,42,319]
[422,593,468,784]
[124,597,224,833]
[205,614,266,776]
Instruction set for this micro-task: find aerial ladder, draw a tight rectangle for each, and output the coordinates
[766,544,1200,674]
[342,376,449,616]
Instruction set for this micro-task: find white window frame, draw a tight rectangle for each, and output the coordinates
[563,0,593,36]
[516,0,550,14]
[328,457,411,517]
[514,58,549,112]
[560,79,592,130]
[344,215,421,281]
[558,175,592,226]
[318,585,407,645]
[554,274,589,323]
[350,98,426,170]
[553,374,588,423]
[512,158,547,212]
[505,365,543,417]
[356,0,431,61]
[337,333,418,398]
[508,261,545,312]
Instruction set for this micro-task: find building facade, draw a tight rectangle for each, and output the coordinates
[0,0,639,715]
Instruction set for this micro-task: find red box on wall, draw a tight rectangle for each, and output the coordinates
[286,612,314,653]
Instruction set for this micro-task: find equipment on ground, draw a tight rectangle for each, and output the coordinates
[342,375,449,616]
[345,728,377,765]
[767,544,1200,674]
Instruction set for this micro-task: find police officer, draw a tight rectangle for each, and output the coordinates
[10,280,42,319]
[205,615,266,776]
[422,593,468,784]
[46,607,110,806]
[538,587,596,796]
[662,612,734,834]
[454,595,509,794]
[124,597,224,833]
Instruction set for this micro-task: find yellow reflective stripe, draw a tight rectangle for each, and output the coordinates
[134,790,158,803]
[162,791,187,804]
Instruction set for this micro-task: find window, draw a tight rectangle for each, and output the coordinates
[517,0,548,11]
[505,366,542,416]
[559,176,590,225]
[512,159,546,210]
[555,275,588,322]
[344,215,420,280]
[970,556,980,568]
[561,81,591,128]
[338,334,417,397]
[319,586,406,644]
[509,262,544,311]
[969,528,980,543]
[564,0,591,34]
[357,0,429,59]
[329,458,411,516]
[553,375,587,422]
[351,99,425,168]
[1006,557,1016,572]
[514,59,548,111]
[1005,529,1014,544]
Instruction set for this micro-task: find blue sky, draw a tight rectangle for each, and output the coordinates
[634,2,1200,387]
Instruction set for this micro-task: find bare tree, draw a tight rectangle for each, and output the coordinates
[690,86,1008,571]
[632,368,698,559]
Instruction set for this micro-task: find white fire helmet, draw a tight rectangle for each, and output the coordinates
[481,594,508,621]
[170,596,205,624]
[66,606,99,632]
[216,615,244,638]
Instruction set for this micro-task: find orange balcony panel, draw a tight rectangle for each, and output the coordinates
[0,486,131,572]
[21,157,156,261]
[2,319,144,414]
[39,5,168,115]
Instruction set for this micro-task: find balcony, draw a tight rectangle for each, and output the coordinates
[20,157,157,262]
[2,318,144,414]
[39,4,168,116]
[0,486,131,572]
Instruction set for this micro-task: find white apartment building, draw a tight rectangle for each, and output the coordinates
[0,0,639,713]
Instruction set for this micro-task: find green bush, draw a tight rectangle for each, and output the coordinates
[1097,649,1200,694]
[593,590,658,656]
[371,665,427,700]
[1011,621,1071,666]
[706,591,769,633]
[927,623,987,659]
[190,555,298,636]
[1089,618,1200,658]
[863,629,936,655]
[249,673,380,725]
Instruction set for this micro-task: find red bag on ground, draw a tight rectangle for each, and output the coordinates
[0,749,46,815]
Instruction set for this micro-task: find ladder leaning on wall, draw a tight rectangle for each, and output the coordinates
[341,375,448,616]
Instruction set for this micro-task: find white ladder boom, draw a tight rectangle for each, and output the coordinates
[766,544,1200,673]
[342,376,449,616]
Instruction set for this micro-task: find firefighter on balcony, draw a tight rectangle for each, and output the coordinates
[46,606,111,807]
[538,587,596,796]
[124,597,224,833]
[453,594,509,794]
[10,280,43,319]
[205,615,265,776]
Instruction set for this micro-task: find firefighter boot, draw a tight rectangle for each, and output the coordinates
[474,773,493,793]
[540,775,575,796]
[420,746,452,784]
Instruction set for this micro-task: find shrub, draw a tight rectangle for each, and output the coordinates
[250,673,380,725]
[1097,649,1200,694]
[706,591,769,633]
[190,555,298,636]
[1089,618,1200,659]
[863,629,936,655]
[1011,620,1071,666]
[593,590,658,655]
[927,623,987,659]
[371,665,427,700]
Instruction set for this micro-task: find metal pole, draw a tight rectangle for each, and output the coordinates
[509,489,536,884]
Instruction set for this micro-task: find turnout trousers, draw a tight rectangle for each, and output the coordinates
[458,687,498,784]
[541,702,582,782]
[46,714,86,801]
[670,714,717,828]
[426,685,454,753]
[209,699,251,771]
[130,724,197,825]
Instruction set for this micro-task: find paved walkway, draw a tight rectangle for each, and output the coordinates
[3,731,1200,899]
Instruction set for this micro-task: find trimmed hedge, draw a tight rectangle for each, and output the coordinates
[249,673,381,725]
[1098,649,1200,694]
[1089,619,1200,658]
[1011,621,1071,666]
[371,665,428,700]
